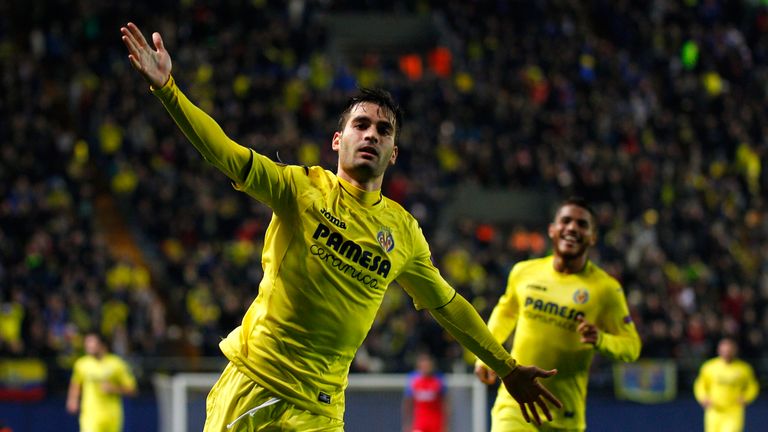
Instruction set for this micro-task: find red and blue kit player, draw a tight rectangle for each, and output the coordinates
[402,353,448,432]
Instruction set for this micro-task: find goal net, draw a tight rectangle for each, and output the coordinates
[154,373,488,432]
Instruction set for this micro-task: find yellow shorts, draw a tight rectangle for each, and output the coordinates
[204,362,344,432]
[490,402,582,432]
[80,410,122,432]
[704,408,744,432]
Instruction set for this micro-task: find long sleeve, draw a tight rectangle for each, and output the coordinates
[152,75,253,183]
[430,294,517,377]
[743,363,759,404]
[485,266,522,345]
[594,281,641,362]
[693,364,710,403]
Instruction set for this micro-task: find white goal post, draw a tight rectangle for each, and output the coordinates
[154,373,488,432]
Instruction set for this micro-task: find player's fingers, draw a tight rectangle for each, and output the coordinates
[121,34,141,58]
[539,385,563,408]
[536,397,554,421]
[153,32,165,52]
[528,401,542,425]
[127,22,149,48]
[128,54,143,72]
[534,367,558,378]
[519,402,531,424]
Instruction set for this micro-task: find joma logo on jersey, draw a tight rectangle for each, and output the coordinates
[524,296,585,321]
[319,208,346,229]
[312,223,391,277]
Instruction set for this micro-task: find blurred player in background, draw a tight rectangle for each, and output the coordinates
[402,352,449,432]
[694,338,759,432]
[66,331,137,432]
[475,197,641,431]
[120,21,561,432]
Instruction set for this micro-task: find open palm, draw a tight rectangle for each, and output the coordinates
[120,22,172,89]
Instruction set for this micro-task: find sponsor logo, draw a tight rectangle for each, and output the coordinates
[524,296,585,322]
[312,223,391,278]
[623,315,633,324]
[319,208,346,229]
[526,284,548,292]
[377,227,395,253]
[564,411,575,418]
[572,288,590,304]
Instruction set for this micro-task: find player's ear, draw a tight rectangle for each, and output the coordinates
[332,131,342,152]
[588,230,598,246]
[389,145,398,165]
[547,222,556,239]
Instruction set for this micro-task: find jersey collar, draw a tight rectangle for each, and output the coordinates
[337,176,383,207]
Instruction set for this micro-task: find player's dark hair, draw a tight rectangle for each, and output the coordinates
[337,88,403,144]
[556,196,597,225]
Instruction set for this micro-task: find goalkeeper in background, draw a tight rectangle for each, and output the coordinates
[694,338,759,432]
[121,22,562,432]
[66,331,137,432]
[475,198,641,431]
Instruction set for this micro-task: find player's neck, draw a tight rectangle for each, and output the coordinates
[337,169,383,192]
[552,255,588,274]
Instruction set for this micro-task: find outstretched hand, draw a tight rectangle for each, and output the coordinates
[501,365,562,425]
[120,22,172,89]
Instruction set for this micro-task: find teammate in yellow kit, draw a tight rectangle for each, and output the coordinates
[120,22,562,431]
[475,198,641,431]
[66,332,137,432]
[694,338,759,432]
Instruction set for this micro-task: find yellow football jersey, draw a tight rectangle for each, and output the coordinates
[487,256,641,430]
[155,77,457,420]
[71,354,136,431]
[694,357,759,410]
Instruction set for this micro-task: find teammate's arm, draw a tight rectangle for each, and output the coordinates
[475,265,521,384]
[401,378,414,432]
[102,359,138,396]
[742,364,759,405]
[693,363,711,408]
[66,367,81,414]
[579,281,641,362]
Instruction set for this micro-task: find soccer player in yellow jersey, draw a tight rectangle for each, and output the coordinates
[120,22,562,431]
[66,332,137,432]
[475,198,641,431]
[694,338,759,432]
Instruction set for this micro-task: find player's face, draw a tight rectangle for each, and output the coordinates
[416,354,435,375]
[718,339,737,362]
[84,334,103,356]
[332,102,398,182]
[548,204,596,259]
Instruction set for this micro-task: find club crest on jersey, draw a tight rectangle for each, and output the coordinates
[377,228,395,253]
[572,288,590,304]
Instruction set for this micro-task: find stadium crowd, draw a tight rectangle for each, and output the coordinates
[2,0,768,389]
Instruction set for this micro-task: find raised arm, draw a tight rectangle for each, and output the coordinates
[120,22,252,184]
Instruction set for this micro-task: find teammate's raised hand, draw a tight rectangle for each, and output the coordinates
[120,22,171,89]
[474,362,498,385]
[501,365,562,426]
